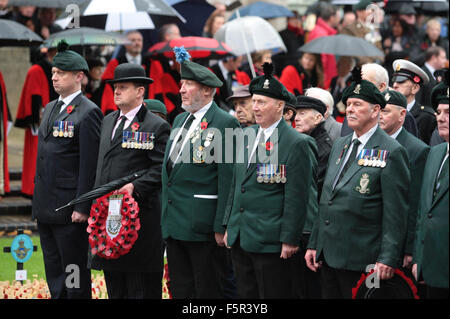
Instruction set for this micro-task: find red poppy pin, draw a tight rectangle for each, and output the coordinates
[266,141,273,151]
[131,122,140,131]
[66,105,76,114]
[200,118,208,130]
[413,76,421,83]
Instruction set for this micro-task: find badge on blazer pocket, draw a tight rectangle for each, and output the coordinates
[354,173,371,195]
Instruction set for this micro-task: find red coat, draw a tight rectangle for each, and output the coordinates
[279,65,305,96]
[307,18,337,89]
[0,72,10,194]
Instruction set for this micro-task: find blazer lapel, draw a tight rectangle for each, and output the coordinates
[42,99,60,140]
[430,147,449,210]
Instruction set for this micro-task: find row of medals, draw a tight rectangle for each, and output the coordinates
[357,150,388,168]
[121,131,155,150]
[191,127,214,162]
[256,164,287,184]
[53,121,74,138]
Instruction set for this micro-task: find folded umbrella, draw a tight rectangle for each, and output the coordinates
[55,169,147,212]
[298,34,384,57]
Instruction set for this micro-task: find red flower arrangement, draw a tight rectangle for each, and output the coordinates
[66,105,76,114]
[87,191,140,260]
[131,122,140,132]
[266,141,273,151]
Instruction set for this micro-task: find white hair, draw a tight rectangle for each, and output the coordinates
[305,87,335,115]
[361,63,389,89]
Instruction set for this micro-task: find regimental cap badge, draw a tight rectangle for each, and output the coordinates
[263,79,270,89]
[354,84,361,94]
[385,92,391,101]
[396,63,401,72]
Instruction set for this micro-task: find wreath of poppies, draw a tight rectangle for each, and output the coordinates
[87,191,140,260]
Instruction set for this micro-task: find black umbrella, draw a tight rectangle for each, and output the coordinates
[0,19,43,47]
[384,0,449,16]
[8,0,87,8]
[299,34,384,57]
[55,169,147,212]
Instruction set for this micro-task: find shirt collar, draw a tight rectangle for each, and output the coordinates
[407,99,415,112]
[126,52,141,65]
[191,100,213,121]
[120,104,142,122]
[59,90,81,108]
[390,126,403,140]
[352,123,378,147]
[259,117,283,141]
[425,62,436,80]
[218,60,229,80]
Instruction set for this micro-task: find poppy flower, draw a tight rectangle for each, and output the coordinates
[413,76,421,83]
[66,105,75,114]
[266,141,273,151]
[201,120,208,130]
[131,122,140,131]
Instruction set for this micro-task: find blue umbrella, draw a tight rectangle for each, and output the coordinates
[229,1,294,20]
[166,0,216,36]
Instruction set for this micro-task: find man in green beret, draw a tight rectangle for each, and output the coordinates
[143,98,168,121]
[305,77,410,298]
[223,63,318,298]
[161,47,240,298]
[379,89,430,289]
[32,40,103,299]
[413,75,449,298]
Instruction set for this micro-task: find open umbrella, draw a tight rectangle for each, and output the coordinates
[43,27,130,48]
[384,0,449,15]
[8,0,87,7]
[298,34,384,57]
[0,19,43,47]
[57,0,186,29]
[228,1,294,20]
[166,0,216,36]
[55,169,147,212]
[149,36,234,60]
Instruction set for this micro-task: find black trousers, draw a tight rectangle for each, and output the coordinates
[296,234,322,299]
[166,238,222,299]
[230,243,294,299]
[320,261,363,299]
[213,245,237,299]
[103,271,162,299]
[426,286,449,299]
[38,221,91,299]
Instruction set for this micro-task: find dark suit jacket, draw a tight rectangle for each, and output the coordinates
[395,128,430,254]
[32,93,103,224]
[309,127,410,271]
[410,99,437,145]
[413,143,449,288]
[90,105,170,273]
[210,63,234,112]
[416,65,436,109]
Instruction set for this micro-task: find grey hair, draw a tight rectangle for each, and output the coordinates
[305,87,335,115]
[361,63,389,89]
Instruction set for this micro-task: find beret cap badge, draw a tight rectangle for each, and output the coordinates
[263,79,270,89]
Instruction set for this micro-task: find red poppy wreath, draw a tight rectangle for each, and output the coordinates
[87,191,140,259]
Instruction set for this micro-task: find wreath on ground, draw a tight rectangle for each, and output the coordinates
[87,191,140,259]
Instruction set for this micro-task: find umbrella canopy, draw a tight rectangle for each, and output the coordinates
[165,0,216,36]
[0,19,43,47]
[299,34,384,57]
[148,36,234,60]
[229,1,294,20]
[55,169,147,212]
[384,0,449,15]
[214,16,287,56]
[8,0,87,8]
[43,27,130,48]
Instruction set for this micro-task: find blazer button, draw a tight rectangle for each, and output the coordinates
[427,213,432,219]
[328,200,332,206]
[241,188,245,193]
[324,220,330,225]
[168,199,172,204]
[240,207,244,213]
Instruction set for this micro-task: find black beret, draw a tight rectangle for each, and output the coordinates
[342,79,387,108]
[52,40,89,73]
[383,89,407,108]
[294,95,327,116]
[249,63,291,102]
[431,71,449,110]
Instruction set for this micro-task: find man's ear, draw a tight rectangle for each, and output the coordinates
[411,83,421,95]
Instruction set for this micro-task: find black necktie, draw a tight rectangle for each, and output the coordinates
[167,114,195,175]
[226,72,233,93]
[112,115,127,143]
[48,100,64,133]
[337,138,361,183]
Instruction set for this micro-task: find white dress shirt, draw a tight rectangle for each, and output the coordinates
[111,104,142,139]
[248,117,282,167]
[58,90,82,113]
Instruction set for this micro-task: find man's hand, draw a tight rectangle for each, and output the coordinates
[280,243,298,259]
[71,211,88,223]
[305,249,321,272]
[118,183,134,196]
[374,262,395,280]
[215,232,225,247]
[412,263,418,281]
[403,254,413,268]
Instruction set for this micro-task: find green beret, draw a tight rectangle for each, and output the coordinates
[342,79,386,108]
[383,89,407,108]
[286,91,297,107]
[249,63,291,102]
[431,78,449,110]
[143,99,167,115]
[52,40,89,73]
[174,46,222,88]
[354,0,372,11]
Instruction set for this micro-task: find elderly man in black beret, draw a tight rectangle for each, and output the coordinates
[32,40,103,299]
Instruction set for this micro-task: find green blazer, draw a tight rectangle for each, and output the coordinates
[395,128,430,254]
[309,127,410,271]
[161,102,240,242]
[413,143,448,289]
[223,119,318,253]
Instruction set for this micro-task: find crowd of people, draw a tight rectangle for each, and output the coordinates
[0,0,448,300]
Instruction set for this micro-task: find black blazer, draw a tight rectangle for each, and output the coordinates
[90,105,170,273]
[410,99,437,145]
[32,93,103,224]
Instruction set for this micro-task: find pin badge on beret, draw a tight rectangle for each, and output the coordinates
[354,84,361,94]
[385,92,391,102]
[263,79,270,89]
